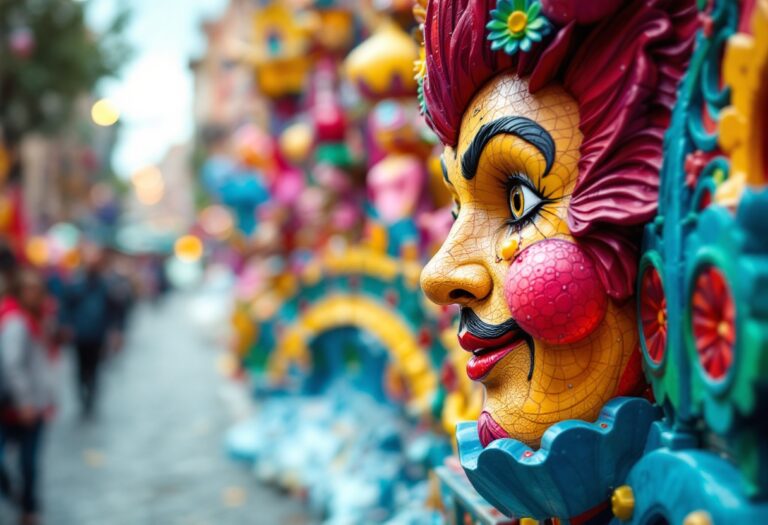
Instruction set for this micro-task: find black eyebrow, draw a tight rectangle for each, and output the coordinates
[461,116,555,180]
[440,156,452,186]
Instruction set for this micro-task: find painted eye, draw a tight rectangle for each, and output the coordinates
[508,184,542,221]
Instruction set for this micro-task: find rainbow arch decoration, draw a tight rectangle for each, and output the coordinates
[244,244,450,414]
[270,294,437,411]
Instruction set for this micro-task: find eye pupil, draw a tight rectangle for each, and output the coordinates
[512,188,524,216]
[506,180,543,226]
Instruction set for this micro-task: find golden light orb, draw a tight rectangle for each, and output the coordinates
[25,236,49,267]
[174,235,204,263]
[91,98,121,127]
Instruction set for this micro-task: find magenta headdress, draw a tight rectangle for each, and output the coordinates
[422,0,698,300]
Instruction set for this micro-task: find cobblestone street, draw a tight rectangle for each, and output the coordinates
[1,292,309,525]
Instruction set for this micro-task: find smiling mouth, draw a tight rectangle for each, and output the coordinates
[458,309,534,382]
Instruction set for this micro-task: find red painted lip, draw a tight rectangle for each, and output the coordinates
[458,327,520,352]
[459,328,526,381]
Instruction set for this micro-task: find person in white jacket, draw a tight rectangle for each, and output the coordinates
[0,267,55,525]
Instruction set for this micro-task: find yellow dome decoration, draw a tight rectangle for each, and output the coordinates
[345,20,419,100]
[246,2,311,99]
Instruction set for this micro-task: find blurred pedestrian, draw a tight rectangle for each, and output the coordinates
[0,267,55,525]
[60,244,115,417]
[103,251,135,354]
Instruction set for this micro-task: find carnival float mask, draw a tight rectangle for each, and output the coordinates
[418,0,696,448]
[421,74,638,447]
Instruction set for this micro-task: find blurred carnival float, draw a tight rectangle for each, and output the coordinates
[191,1,480,523]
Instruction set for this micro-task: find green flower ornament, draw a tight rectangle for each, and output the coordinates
[487,0,552,56]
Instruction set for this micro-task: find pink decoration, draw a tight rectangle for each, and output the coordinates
[235,262,265,300]
[478,411,510,447]
[314,163,353,193]
[504,239,607,345]
[271,167,305,206]
[233,124,275,168]
[311,58,347,142]
[331,202,360,231]
[684,150,713,188]
[313,100,346,142]
[368,155,426,224]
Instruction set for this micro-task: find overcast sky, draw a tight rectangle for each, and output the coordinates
[86,0,227,179]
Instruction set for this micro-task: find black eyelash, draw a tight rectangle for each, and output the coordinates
[503,172,551,233]
[505,172,539,194]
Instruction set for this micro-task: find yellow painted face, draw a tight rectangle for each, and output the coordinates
[420,73,638,447]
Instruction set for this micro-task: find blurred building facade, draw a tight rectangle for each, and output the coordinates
[190,0,269,138]
[21,96,119,236]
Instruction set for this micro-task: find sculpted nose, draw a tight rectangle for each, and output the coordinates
[420,257,493,306]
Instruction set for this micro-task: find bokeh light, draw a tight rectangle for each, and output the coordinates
[174,234,204,263]
[90,98,121,127]
[24,236,49,267]
[199,205,234,239]
[131,166,165,205]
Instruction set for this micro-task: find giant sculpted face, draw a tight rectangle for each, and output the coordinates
[418,0,696,447]
[421,74,638,447]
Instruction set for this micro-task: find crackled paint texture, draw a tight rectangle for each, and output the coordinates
[421,74,638,446]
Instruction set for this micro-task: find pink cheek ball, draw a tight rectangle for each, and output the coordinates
[504,239,608,345]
